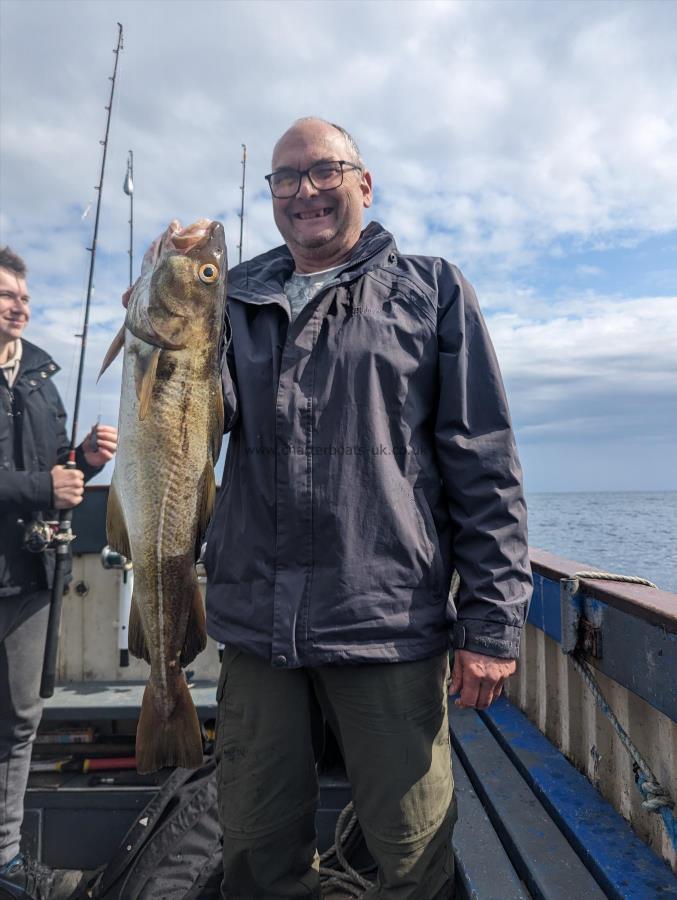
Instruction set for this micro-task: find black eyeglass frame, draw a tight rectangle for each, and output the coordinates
[265,160,363,199]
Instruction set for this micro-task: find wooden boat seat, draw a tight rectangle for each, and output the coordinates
[323,698,674,898]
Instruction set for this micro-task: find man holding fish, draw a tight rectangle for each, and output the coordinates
[205,117,532,899]
[0,246,117,900]
[109,116,530,899]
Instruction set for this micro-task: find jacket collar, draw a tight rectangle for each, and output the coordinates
[228,221,396,305]
[16,339,60,382]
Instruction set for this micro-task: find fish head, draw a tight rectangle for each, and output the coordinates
[126,219,227,350]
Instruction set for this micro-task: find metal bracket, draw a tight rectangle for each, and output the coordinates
[560,577,604,659]
[579,618,603,658]
[560,577,581,654]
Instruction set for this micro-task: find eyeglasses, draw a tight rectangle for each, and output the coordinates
[265,160,362,199]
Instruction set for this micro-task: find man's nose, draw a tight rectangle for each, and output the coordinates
[295,172,319,199]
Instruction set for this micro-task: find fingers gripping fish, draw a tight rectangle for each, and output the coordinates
[100,219,226,773]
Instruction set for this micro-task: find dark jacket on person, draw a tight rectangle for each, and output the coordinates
[0,339,100,597]
[205,221,532,666]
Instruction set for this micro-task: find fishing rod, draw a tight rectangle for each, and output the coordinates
[237,143,247,264]
[40,22,124,699]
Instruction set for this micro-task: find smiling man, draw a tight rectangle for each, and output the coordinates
[205,118,532,899]
[0,247,117,900]
[270,125,371,269]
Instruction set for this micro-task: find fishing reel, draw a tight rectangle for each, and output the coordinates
[17,518,60,553]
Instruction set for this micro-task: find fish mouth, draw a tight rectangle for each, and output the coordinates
[185,220,226,263]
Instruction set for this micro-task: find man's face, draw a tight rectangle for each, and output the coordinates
[270,121,373,270]
[0,267,30,345]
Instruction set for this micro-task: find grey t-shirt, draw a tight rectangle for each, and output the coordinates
[284,263,346,322]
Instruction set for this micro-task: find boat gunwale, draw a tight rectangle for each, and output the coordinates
[530,546,677,633]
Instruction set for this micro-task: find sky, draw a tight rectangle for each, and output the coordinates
[1,0,676,492]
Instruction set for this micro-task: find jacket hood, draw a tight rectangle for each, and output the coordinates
[227,221,397,305]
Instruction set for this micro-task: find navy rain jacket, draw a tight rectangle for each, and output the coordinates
[0,340,101,597]
[205,222,532,667]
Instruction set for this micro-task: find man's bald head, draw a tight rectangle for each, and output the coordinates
[272,117,363,169]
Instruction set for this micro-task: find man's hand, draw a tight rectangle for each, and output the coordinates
[82,424,118,467]
[51,466,85,510]
[449,649,516,710]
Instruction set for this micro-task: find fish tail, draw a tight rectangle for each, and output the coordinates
[135,675,203,774]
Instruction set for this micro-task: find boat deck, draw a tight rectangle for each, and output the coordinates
[24,684,675,898]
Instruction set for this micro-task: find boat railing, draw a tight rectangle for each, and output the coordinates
[508,547,676,872]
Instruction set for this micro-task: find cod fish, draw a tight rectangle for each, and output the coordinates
[100,219,226,773]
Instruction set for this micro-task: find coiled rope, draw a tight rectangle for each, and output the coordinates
[566,571,676,849]
[319,801,374,897]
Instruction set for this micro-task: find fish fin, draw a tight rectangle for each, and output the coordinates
[106,480,131,560]
[135,347,161,421]
[136,675,203,774]
[197,462,216,553]
[180,580,207,667]
[211,385,224,460]
[98,325,126,381]
[126,317,187,351]
[128,596,151,664]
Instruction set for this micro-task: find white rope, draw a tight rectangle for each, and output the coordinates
[570,570,658,591]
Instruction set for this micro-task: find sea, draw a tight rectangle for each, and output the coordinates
[526,491,677,595]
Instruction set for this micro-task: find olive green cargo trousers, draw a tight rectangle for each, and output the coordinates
[215,650,456,899]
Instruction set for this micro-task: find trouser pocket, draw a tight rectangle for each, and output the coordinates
[214,646,240,758]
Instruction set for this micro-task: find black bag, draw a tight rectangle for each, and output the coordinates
[77,759,222,900]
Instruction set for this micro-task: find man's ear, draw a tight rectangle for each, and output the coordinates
[361,170,373,209]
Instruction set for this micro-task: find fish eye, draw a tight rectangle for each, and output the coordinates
[198,263,219,284]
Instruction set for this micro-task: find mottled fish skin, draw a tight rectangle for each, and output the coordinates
[105,220,226,773]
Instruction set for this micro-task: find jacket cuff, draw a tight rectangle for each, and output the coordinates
[75,444,103,482]
[33,470,54,509]
[453,621,523,659]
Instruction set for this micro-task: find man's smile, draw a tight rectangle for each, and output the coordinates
[293,207,334,221]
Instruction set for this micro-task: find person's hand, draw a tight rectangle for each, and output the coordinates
[51,466,85,510]
[449,649,516,710]
[82,424,118,467]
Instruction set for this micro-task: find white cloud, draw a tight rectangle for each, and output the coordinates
[486,294,677,453]
[1,0,676,489]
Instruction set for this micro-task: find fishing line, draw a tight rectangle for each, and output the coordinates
[62,244,93,415]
